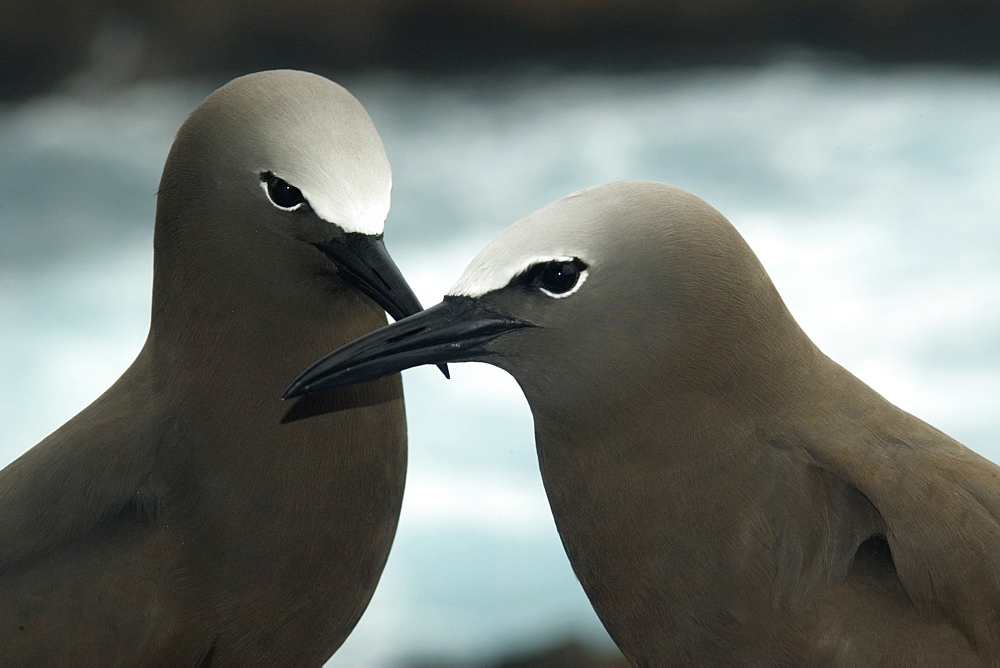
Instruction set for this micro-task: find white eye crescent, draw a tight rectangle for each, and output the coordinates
[530,258,589,299]
[260,172,307,211]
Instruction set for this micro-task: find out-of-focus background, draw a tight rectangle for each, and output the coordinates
[2,1,999,665]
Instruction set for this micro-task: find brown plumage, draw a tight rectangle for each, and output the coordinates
[0,70,425,665]
[286,181,1000,665]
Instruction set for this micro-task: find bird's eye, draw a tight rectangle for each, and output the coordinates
[530,258,588,298]
[260,172,307,211]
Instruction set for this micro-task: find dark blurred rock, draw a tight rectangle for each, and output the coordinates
[492,638,629,668]
[4,0,1000,99]
[1,0,107,99]
[406,637,628,668]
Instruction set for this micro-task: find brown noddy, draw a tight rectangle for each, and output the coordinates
[286,181,1000,665]
[0,70,435,665]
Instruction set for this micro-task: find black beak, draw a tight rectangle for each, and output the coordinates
[283,296,533,399]
[316,233,423,322]
[315,232,448,378]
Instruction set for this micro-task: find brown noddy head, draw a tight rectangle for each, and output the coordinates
[152,70,439,342]
[284,180,799,407]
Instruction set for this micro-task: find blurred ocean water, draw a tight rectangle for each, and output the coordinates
[1,59,998,665]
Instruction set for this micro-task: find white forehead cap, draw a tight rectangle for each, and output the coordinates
[268,91,391,236]
[448,181,718,298]
[448,186,605,298]
[220,70,392,236]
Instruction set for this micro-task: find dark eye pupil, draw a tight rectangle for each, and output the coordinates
[262,172,305,209]
[540,261,580,294]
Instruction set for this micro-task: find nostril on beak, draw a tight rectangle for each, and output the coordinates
[387,326,426,345]
[370,268,393,292]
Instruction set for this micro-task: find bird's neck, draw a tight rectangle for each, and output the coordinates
[149,213,371,369]
[529,354,898,662]
[143,213,394,458]
[136,217,406,633]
